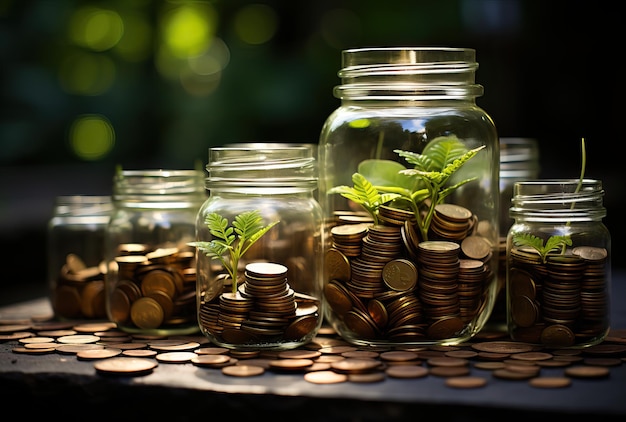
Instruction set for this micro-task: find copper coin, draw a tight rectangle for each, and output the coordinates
[94,357,158,375]
[529,376,572,388]
[565,365,610,378]
[304,370,348,384]
[445,376,488,388]
[222,364,265,377]
[385,365,429,379]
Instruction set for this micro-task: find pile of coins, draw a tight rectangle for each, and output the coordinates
[198,262,321,346]
[109,244,197,331]
[508,245,609,347]
[52,253,107,320]
[325,202,495,343]
[2,319,625,389]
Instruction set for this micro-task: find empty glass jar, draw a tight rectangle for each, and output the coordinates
[318,47,500,347]
[507,179,611,348]
[194,144,324,351]
[104,169,206,335]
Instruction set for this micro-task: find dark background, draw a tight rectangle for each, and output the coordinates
[1,0,622,304]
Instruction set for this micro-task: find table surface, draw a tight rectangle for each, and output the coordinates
[2,270,625,421]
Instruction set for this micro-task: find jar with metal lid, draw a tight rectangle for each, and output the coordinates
[194,144,324,351]
[47,195,112,320]
[318,47,500,346]
[104,169,206,335]
[507,179,611,348]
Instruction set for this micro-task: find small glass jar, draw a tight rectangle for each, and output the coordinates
[318,47,500,347]
[489,138,540,329]
[47,195,113,320]
[104,169,206,335]
[507,179,611,348]
[195,144,324,351]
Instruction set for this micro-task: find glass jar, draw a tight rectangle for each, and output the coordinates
[318,47,500,347]
[489,138,540,329]
[47,195,112,320]
[194,144,324,351]
[104,169,206,335]
[507,179,611,348]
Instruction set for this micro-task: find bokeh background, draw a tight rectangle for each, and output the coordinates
[1,0,622,304]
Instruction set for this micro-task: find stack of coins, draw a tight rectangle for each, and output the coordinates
[109,245,197,331]
[199,262,321,345]
[52,254,107,320]
[324,203,495,344]
[509,246,609,347]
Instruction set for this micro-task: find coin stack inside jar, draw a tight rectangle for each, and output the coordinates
[324,202,496,344]
[108,244,197,332]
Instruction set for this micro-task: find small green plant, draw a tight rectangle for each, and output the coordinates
[511,234,572,263]
[511,138,587,261]
[190,210,279,295]
[329,135,485,241]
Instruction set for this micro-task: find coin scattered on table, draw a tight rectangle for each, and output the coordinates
[528,376,572,388]
[304,370,348,384]
[94,357,158,375]
[155,351,198,363]
[222,364,265,377]
[445,376,488,388]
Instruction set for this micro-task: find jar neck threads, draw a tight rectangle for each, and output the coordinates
[206,145,318,193]
[112,169,205,207]
[335,47,483,101]
[510,179,606,222]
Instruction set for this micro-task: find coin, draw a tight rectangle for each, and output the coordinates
[385,365,428,379]
[77,348,123,360]
[94,357,158,375]
[155,351,198,363]
[222,364,265,377]
[565,365,610,378]
[528,376,572,388]
[445,376,488,388]
[304,370,348,384]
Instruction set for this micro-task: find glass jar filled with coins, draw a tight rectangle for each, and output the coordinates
[104,168,206,335]
[507,179,611,348]
[318,47,500,346]
[194,144,324,351]
[47,195,113,320]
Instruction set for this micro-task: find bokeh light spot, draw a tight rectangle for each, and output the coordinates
[68,6,124,52]
[161,3,217,58]
[69,115,115,161]
[233,4,278,45]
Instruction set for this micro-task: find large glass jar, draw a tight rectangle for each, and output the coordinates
[507,179,611,348]
[194,144,324,351]
[318,47,500,347]
[104,169,206,335]
[47,195,112,320]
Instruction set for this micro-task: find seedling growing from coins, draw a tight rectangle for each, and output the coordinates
[190,210,279,295]
[329,135,484,241]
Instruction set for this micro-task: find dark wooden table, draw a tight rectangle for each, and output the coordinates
[2,270,626,421]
